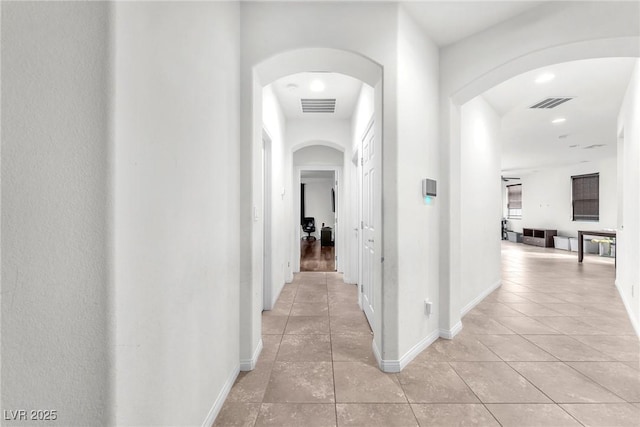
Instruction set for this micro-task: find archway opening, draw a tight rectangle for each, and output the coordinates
[241,47,384,371]
[449,53,639,337]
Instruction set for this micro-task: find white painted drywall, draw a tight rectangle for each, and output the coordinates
[617,60,640,335]
[263,85,290,309]
[351,84,375,152]
[289,118,351,155]
[113,2,241,425]
[504,157,617,237]
[1,2,112,424]
[293,144,345,166]
[395,8,441,361]
[439,0,639,338]
[460,96,503,314]
[301,176,335,241]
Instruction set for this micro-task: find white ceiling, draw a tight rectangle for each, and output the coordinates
[402,1,543,46]
[270,72,363,120]
[483,57,637,176]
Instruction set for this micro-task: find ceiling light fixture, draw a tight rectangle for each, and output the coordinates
[535,73,555,84]
[552,118,566,124]
[310,80,325,92]
[286,83,299,91]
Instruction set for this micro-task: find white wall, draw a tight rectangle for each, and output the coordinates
[395,8,441,362]
[617,60,640,335]
[1,3,112,424]
[263,86,290,309]
[505,157,617,237]
[289,118,352,155]
[351,84,375,152]
[293,144,345,166]
[113,2,241,425]
[460,96,503,314]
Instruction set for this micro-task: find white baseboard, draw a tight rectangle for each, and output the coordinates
[615,281,640,337]
[460,280,502,317]
[201,364,240,427]
[373,329,440,373]
[439,321,463,340]
[240,339,263,371]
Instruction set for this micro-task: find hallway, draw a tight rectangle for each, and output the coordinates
[215,243,640,426]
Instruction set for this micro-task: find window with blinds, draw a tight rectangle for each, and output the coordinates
[572,173,599,221]
[507,184,522,218]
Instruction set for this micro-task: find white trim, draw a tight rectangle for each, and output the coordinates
[240,338,263,371]
[371,339,384,370]
[615,281,640,337]
[439,321,463,340]
[373,329,440,373]
[262,129,273,311]
[460,280,502,317]
[201,364,240,427]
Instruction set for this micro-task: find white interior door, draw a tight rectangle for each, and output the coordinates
[361,119,376,327]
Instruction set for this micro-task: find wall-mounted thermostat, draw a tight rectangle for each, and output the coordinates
[422,179,437,197]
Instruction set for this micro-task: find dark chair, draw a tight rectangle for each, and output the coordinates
[302,217,316,240]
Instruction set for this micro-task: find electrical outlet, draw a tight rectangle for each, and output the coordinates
[424,300,432,316]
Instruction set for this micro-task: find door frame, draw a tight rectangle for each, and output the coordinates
[293,165,342,273]
[262,129,273,310]
[359,115,376,327]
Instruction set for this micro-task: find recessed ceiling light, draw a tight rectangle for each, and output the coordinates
[552,118,566,124]
[535,73,555,84]
[310,80,325,92]
[286,83,299,91]
[558,134,569,139]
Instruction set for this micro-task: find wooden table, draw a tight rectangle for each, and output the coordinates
[578,230,616,263]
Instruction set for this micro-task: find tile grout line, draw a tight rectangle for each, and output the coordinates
[325,273,340,427]
[561,361,632,403]
[256,278,299,426]
[445,361,504,427]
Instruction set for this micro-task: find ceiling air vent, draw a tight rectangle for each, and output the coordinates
[301,98,336,113]
[529,97,574,109]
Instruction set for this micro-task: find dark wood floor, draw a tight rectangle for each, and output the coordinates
[300,238,335,272]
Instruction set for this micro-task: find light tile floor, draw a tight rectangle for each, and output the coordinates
[214,242,640,426]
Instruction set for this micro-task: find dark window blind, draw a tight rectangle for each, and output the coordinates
[572,173,599,221]
[507,184,522,209]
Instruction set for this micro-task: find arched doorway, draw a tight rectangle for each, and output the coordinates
[239,48,384,370]
[441,36,640,339]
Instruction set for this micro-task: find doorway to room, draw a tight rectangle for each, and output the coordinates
[299,169,337,272]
